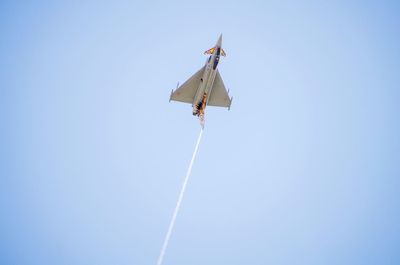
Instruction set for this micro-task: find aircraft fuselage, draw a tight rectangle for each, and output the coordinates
[192,35,222,117]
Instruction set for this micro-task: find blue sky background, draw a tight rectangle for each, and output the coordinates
[1,1,400,264]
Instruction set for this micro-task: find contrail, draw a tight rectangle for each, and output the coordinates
[157,128,204,265]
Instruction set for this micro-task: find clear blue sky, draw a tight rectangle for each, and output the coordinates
[1,1,399,264]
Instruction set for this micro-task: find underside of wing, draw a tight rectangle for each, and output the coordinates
[207,70,232,108]
[170,66,205,104]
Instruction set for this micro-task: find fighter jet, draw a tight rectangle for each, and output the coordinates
[169,34,232,128]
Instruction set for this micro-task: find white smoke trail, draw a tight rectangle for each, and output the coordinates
[157,128,204,265]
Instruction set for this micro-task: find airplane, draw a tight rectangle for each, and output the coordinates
[169,34,232,128]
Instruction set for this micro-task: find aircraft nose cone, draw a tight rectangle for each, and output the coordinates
[216,34,222,47]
